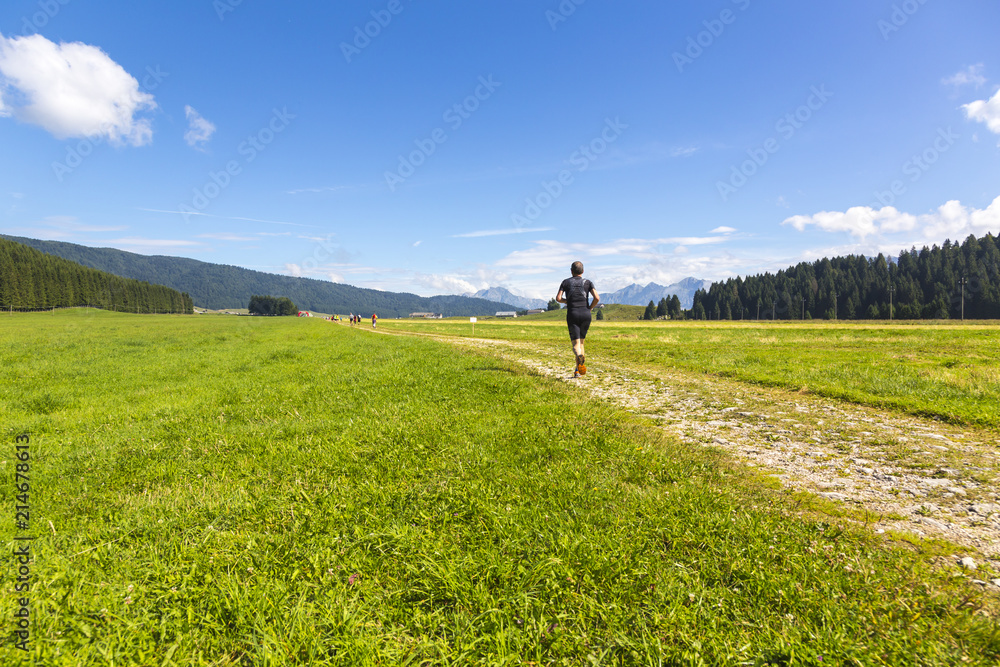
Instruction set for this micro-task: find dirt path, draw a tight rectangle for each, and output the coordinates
[410,332,999,568]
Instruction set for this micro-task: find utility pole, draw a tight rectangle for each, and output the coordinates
[833,292,838,321]
[888,285,895,321]
[959,276,968,321]
[772,300,776,320]
[801,297,806,320]
[756,303,760,320]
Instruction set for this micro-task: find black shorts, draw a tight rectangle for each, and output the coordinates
[566,309,591,340]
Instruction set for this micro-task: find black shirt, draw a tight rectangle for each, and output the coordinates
[559,276,594,312]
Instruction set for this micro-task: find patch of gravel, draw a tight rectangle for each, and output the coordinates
[443,335,1000,565]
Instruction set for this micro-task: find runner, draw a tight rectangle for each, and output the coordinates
[372,312,378,328]
[555,260,600,377]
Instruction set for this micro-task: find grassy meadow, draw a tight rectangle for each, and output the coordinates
[1,310,998,665]
[384,315,1000,429]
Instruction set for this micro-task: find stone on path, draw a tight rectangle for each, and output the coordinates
[959,557,977,570]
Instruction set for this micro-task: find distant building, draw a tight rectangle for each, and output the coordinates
[525,308,545,315]
[495,311,517,318]
[409,312,443,319]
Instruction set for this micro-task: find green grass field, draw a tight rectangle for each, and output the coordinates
[2,311,998,665]
[384,317,1000,429]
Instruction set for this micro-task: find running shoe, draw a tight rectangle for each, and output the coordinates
[576,354,587,375]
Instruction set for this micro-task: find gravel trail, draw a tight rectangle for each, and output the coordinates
[440,334,1000,565]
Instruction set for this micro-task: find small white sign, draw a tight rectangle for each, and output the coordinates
[470,317,477,323]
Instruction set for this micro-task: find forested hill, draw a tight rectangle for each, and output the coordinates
[1,235,514,317]
[0,237,193,313]
[690,233,1000,320]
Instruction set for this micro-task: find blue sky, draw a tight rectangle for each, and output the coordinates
[1,0,998,300]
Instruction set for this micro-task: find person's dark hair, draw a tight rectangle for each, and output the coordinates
[571,261,584,276]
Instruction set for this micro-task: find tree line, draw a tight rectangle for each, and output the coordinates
[643,295,683,320]
[248,295,298,316]
[2,235,517,317]
[0,238,193,313]
[677,233,1000,320]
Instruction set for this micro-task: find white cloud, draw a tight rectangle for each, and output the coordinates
[184,105,215,148]
[494,236,730,274]
[103,238,202,254]
[42,216,127,233]
[963,88,1000,134]
[782,206,917,239]
[284,185,353,195]
[662,236,728,246]
[412,240,422,247]
[670,146,699,158]
[405,266,515,296]
[452,227,554,238]
[920,196,1000,240]
[1,215,128,240]
[413,273,479,294]
[783,197,1000,242]
[0,33,155,145]
[285,263,302,277]
[137,208,316,228]
[107,237,200,247]
[943,64,986,90]
[711,226,737,234]
[197,233,256,241]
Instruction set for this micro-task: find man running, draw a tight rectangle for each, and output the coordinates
[555,260,600,377]
[371,313,378,328]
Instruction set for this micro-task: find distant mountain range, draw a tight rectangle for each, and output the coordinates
[464,287,547,310]
[1,235,516,318]
[463,278,711,311]
[601,277,712,309]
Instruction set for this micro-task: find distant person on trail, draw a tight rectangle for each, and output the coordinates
[372,313,378,328]
[556,260,600,378]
